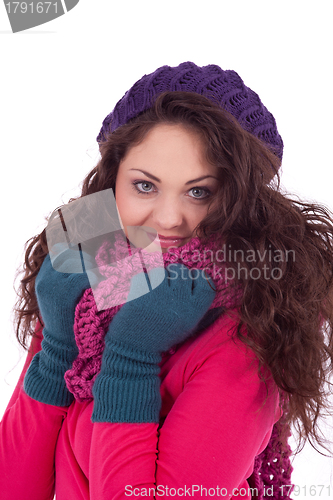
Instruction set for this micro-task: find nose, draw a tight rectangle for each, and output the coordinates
[152,196,184,230]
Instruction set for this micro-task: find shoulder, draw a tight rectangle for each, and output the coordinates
[174,308,280,413]
[160,308,282,433]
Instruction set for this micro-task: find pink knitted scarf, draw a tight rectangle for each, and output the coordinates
[64,231,241,402]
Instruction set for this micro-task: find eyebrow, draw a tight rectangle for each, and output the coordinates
[129,169,218,185]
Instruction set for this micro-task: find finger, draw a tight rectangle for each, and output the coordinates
[67,272,91,293]
[192,270,216,297]
[80,251,98,272]
[165,263,189,284]
[52,247,84,273]
[127,271,151,302]
[35,254,54,288]
[146,267,166,291]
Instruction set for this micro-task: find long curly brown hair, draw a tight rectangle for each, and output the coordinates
[13,91,333,454]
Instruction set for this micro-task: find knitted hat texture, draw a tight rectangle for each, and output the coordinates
[96,61,283,161]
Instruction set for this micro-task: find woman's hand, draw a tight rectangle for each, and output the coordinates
[92,264,216,423]
[34,248,93,336]
[108,263,216,354]
[24,248,94,406]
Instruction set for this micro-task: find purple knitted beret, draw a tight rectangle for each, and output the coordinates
[96,61,283,161]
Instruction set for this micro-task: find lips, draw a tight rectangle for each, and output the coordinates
[146,232,187,248]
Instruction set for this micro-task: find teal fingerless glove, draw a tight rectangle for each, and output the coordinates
[92,264,216,423]
[24,248,95,406]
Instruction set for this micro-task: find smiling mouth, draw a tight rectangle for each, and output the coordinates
[158,234,186,240]
[146,232,188,247]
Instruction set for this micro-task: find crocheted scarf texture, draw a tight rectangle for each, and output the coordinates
[64,231,293,499]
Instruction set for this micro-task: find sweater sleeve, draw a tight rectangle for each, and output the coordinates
[0,323,69,500]
[4,322,43,411]
[89,314,282,499]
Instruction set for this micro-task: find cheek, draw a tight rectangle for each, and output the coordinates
[188,204,210,229]
[115,183,148,227]
[115,178,129,225]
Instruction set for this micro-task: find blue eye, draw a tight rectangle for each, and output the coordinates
[132,181,155,195]
[189,187,212,200]
[132,181,212,200]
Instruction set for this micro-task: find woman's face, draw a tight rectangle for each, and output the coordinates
[115,123,219,252]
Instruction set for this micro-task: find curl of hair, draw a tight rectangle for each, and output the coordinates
[13,91,333,454]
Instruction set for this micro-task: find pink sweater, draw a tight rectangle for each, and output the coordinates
[0,310,282,499]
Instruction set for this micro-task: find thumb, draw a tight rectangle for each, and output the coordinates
[52,246,85,273]
[127,267,166,303]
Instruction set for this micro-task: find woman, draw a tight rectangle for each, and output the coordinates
[1,62,333,499]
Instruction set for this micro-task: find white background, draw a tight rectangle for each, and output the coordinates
[1,1,333,498]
